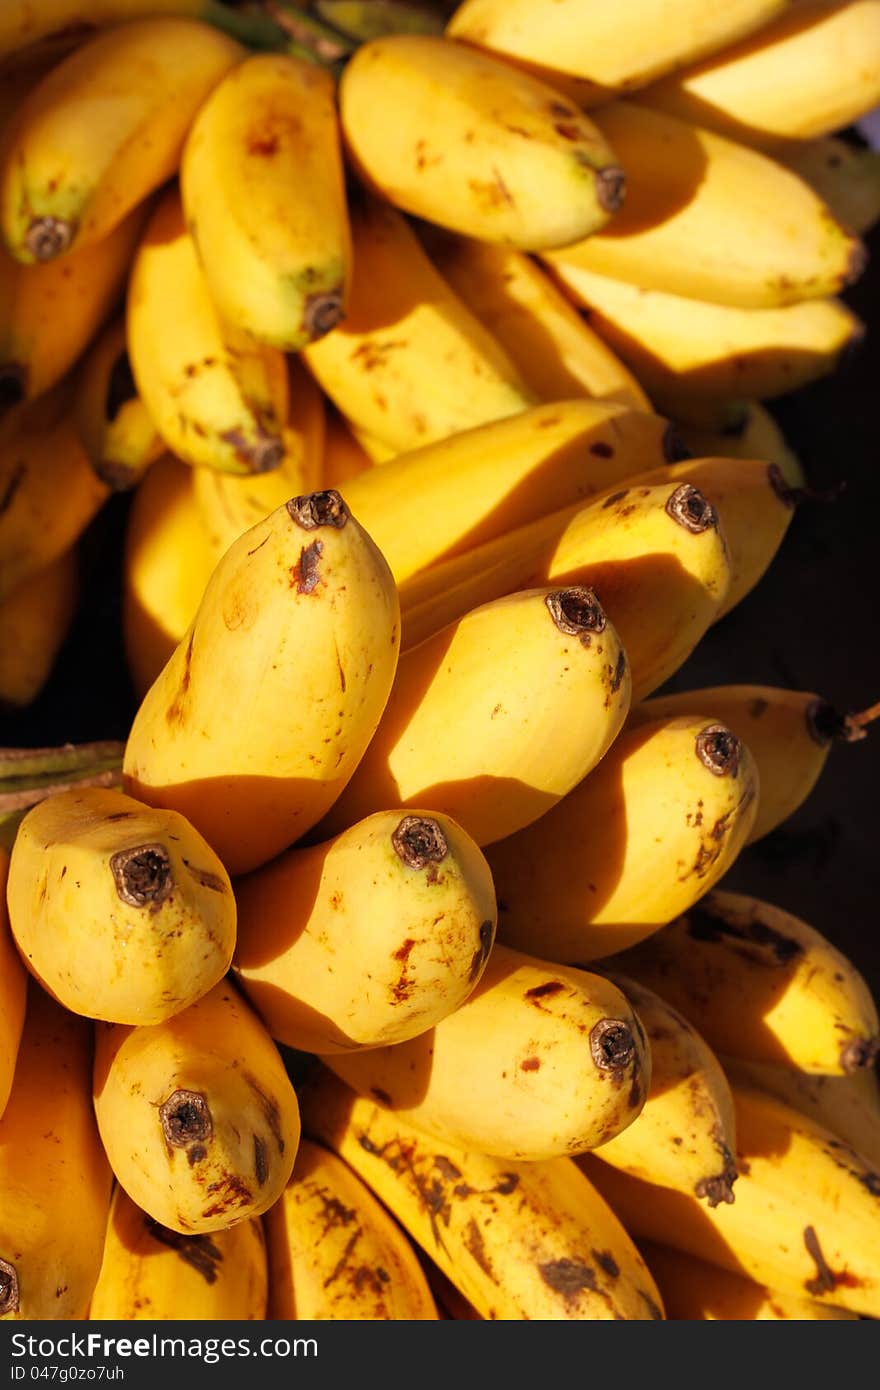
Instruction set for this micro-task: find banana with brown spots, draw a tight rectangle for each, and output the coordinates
[638,1240,857,1320]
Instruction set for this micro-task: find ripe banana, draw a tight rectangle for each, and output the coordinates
[399,479,732,701]
[0,548,78,709]
[7,785,236,1025]
[89,1187,268,1320]
[547,102,863,309]
[322,406,373,487]
[73,317,163,491]
[781,136,880,238]
[639,1240,858,1320]
[0,17,244,262]
[0,850,26,1121]
[322,943,651,1160]
[300,1070,666,1320]
[546,260,865,425]
[424,230,652,409]
[638,1,880,153]
[265,1137,439,1319]
[123,489,400,875]
[300,194,535,455]
[0,0,282,62]
[315,584,632,847]
[127,187,290,476]
[234,808,497,1054]
[339,35,624,250]
[93,980,301,1235]
[581,1083,880,1317]
[181,52,352,351]
[0,983,113,1320]
[0,205,144,414]
[602,889,879,1074]
[675,400,805,488]
[594,973,738,1206]
[486,714,759,962]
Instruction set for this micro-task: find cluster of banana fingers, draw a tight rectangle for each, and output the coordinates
[0,0,878,1325]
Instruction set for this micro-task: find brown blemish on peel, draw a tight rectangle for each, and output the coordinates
[592,1249,620,1279]
[463,1219,494,1277]
[0,1259,18,1314]
[110,843,173,909]
[0,461,26,515]
[254,1134,268,1186]
[242,1074,285,1154]
[639,1289,665,1319]
[803,1226,839,1295]
[602,489,628,508]
[596,166,626,213]
[219,428,283,474]
[666,483,718,534]
[468,920,494,982]
[371,1087,392,1105]
[287,489,349,530]
[180,859,226,893]
[520,1056,541,1071]
[840,1036,880,1073]
[694,1148,738,1208]
[525,981,565,1001]
[392,816,448,870]
[546,587,606,642]
[160,1090,213,1150]
[292,538,323,594]
[26,215,74,260]
[695,725,742,777]
[304,289,345,341]
[684,899,803,965]
[539,1258,598,1297]
[610,649,627,693]
[144,1219,223,1285]
[589,1018,636,1073]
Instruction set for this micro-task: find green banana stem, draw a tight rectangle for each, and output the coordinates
[260,1,357,66]
[313,1,445,40]
[0,740,125,850]
[200,0,292,48]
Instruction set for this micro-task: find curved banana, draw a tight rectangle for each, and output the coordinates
[781,136,880,238]
[300,194,535,455]
[323,944,651,1160]
[639,1,880,153]
[596,973,737,1205]
[315,584,632,847]
[235,808,496,1054]
[89,1187,268,1320]
[266,1138,439,1319]
[127,187,291,476]
[300,1070,666,1320]
[0,17,244,262]
[123,489,401,876]
[0,548,78,709]
[676,400,805,488]
[0,850,26,1121]
[487,714,759,962]
[581,1083,880,1317]
[74,317,163,491]
[639,1240,858,1320]
[181,52,351,351]
[0,983,113,1320]
[602,889,879,1074]
[93,980,301,1235]
[0,0,281,62]
[339,35,624,250]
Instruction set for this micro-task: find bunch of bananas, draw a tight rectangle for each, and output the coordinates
[0,0,878,1323]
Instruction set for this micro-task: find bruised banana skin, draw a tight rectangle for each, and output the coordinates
[181,53,352,351]
[595,973,738,1207]
[7,785,237,1025]
[0,983,113,1320]
[581,1084,880,1318]
[0,17,244,262]
[126,187,290,476]
[89,1187,268,1320]
[93,980,301,1235]
[323,944,651,1161]
[233,808,497,1055]
[0,547,79,709]
[315,584,632,848]
[123,490,401,876]
[0,851,26,1121]
[675,400,805,488]
[339,35,624,251]
[602,889,880,1075]
[73,317,163,492]
[487,715,759,962]
[300,1071,666,1320]
[265,1138,439,1319]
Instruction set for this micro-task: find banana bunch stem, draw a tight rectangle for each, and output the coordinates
[0,741,125,846]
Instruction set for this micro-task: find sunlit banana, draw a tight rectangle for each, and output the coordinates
[0,548,78,709]
[780,135,880,237]
[74,316,163,491]
[676,400,805,488]
[639,1240,857,1320]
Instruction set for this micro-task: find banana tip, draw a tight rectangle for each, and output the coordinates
[26,215,74,261]
[597,165,627,214]
[0,364,26,412]
[392,814,448,869]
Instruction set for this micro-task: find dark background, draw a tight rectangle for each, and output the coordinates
[2,216,878,995]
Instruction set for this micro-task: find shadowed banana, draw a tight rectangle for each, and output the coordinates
[74,317,163,491]
[0,850,26,1122]
[675,401,805,488]
[780,136,880,238]
[0,548,78,709]
[638,1240,858,1320]
[322,407,373,487]
[0,0,282,62]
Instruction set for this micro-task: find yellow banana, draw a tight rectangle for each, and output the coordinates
[74,317,163,491]
[122,455,217,699]
[602,889,879,1074]
[322,406,373,487]
[265,1137,439,1319]
[123,489,400,875]
[93,980,301,1235]
[487,714,759,962]
[300,1070,666,1320]
[181,52,352,350]
[780,135,880,237]
[234,809,496,1054]
[676,400,805,488]
[89,1187,268,1320]
[0,17,244,262]
[0,205,144,415]
[0,850,26,1121]
[638,1240,858,1320]
[547,102,864,309]
[0,547,78,709]
[399,479,732,701]
[339,35,624,250]
[7,785,236,1025]
[593,973,737,1205]
[346,422,399,464]
[127,187,290,476]
[546,260,865,425]
[315,584,631,847]
[581,1082,880,1317]
[323,943,651,1160]
[639,1,880,153]
[446,0,807,106]
[0,0,286,62]
[425,230,652,409]
[301,195,536,455]
[0,983,113,1320]
[0,377,109,604]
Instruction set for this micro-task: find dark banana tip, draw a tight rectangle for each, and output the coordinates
[26,215,74,261]
[597,165,627,214]
[110,843,173,909]
[840,1035,880,1073]
[0,1259,19,1315]
[546,586,606,637]
[160,1090,213,1148]
[666,482,718,534]
[589,1018,636,1072]
[392,815,448,869]
[695,724,742,777]
[287,489,349,530]
[304,289,345,341]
